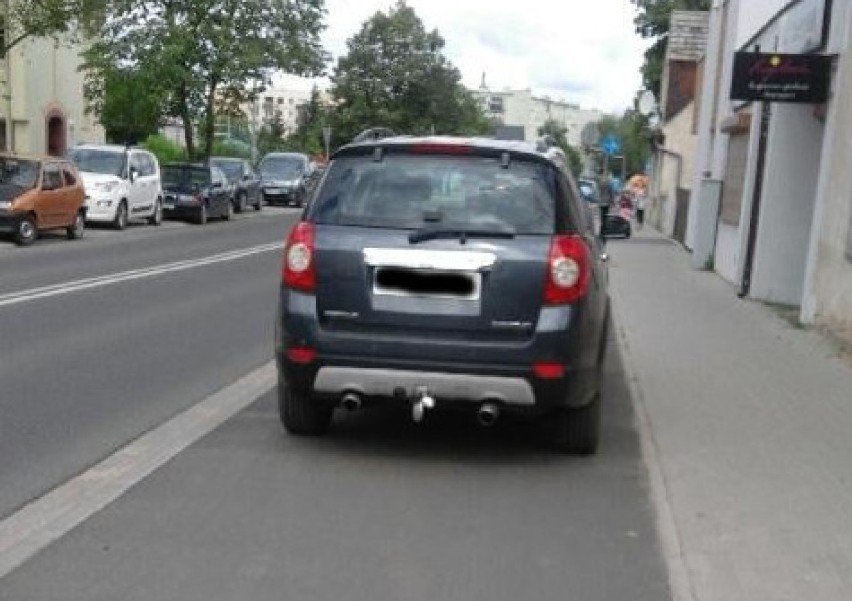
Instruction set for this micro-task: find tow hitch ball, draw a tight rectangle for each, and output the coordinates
[412,386,435,423]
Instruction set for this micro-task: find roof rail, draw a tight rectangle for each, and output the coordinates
[352,127,396,143]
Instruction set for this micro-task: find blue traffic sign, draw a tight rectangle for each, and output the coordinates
[601,134,621,156]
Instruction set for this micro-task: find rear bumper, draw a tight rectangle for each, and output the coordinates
[276,290,594,411]
[314,366,535,405]
[263,189,301,204]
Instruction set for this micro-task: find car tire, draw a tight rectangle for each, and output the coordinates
[196,203,208,225]
[548,393,601,455]
[148,199,163,226]
[66,211,85,240]
[278,379,332,436]
[235,193,247,213]
[113,201,128,230]
[15,215,38,246]
[222,200,232,221]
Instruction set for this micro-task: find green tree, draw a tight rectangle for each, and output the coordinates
[83,0,327,158]
[91,67,165,145]
[280,86,329,156]
[630,0,711,96]
[1,0,104,58]
[538,119,583,177]
[596,110,650,177]
[330,1,489,143]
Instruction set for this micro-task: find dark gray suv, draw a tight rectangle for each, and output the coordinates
[275,135,610,453]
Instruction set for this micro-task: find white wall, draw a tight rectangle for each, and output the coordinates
[801,0,852,340]
[735,0,788,46]
[750,104,825,304]
[715,223,740,282]
[4,36,103,154]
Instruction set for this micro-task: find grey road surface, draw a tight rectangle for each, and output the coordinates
[0,209,297,519]
[1,216,671,600]
[0,344,669,601]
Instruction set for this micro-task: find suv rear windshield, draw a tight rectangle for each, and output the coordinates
[311,154,556,234]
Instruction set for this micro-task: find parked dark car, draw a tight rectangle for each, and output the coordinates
[275,134,611,454]
[602,213,632,238]
[258,152,311,207]
[161,162,232,224]
[209,157,262,212]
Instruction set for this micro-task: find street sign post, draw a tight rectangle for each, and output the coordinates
[601,134,621,156]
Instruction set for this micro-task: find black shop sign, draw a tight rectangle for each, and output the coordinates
[731,52,831,103]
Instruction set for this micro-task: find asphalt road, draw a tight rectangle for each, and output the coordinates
[0,208,295,518]
[0,217,671,600]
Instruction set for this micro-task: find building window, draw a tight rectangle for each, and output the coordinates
[488,96,504,114]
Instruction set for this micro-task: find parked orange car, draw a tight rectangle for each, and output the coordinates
[0,154,86,246]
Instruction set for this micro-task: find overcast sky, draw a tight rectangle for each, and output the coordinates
[278,0,651,114]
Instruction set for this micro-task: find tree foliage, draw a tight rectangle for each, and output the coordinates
[1,0,104,58]
[330,1,489,144]
[283,86,328,156]
[94,67,165,145]
[83,0,327,158]
[595,111,651,178]
[630,0,711,96]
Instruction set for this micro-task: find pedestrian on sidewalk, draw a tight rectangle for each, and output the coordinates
[635,192,646,229]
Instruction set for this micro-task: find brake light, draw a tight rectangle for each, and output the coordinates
[410,143,472,155]
[287,346,317,364]
[533,362,566,379]
[283,221,316,292]
[544,235,590,305]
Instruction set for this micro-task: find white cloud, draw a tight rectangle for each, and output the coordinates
[277,0,651,114]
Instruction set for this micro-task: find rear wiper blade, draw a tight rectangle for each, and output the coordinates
[408,227,516,244]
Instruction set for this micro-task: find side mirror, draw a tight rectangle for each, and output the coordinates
[129,168,138,183]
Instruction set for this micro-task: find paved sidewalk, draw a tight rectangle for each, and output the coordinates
[608,229,852,601]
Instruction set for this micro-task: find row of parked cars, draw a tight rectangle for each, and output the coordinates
[0,145,319,246]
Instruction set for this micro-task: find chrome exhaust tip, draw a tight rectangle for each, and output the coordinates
[477,402,501,427]
[340,392,363,412]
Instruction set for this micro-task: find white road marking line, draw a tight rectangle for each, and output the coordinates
[0,361,277,579]
[0,242,282,309]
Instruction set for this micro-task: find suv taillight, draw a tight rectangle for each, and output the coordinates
[283,222,316,292]
[544,235,590,305]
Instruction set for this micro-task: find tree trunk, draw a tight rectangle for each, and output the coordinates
[178,83,195,158]
[203,80,219,159]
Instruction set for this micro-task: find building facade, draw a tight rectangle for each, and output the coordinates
[679,0,852,344]
[650,11,709,242]
[1,36,104,155]
[472,85,604,146]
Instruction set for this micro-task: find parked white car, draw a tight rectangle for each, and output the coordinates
[68,145,163,229]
